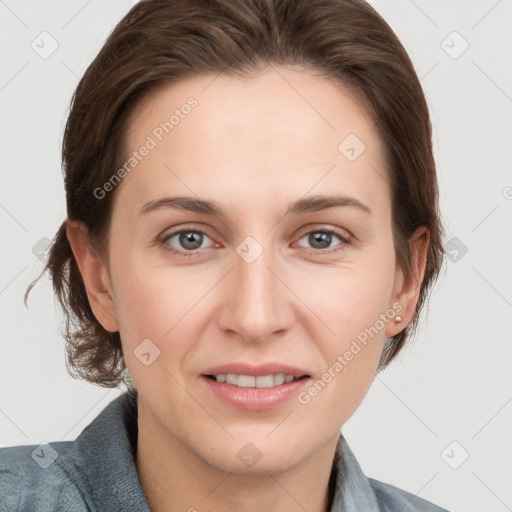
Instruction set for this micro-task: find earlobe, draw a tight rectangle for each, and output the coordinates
[385,227,430,338]
[65,219,119,333]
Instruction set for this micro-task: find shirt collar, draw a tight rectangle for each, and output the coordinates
[330,433,381,512]
[74,391,151,512]
[73,391,379,512]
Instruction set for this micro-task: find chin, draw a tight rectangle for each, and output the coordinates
[195,435,313,476]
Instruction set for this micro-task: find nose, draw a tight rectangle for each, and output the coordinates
[217,242,295,343]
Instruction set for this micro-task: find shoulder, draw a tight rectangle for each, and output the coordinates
[368,478,450,512]
[0,441,92,512]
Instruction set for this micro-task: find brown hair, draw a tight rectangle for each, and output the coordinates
[26,0,445,387]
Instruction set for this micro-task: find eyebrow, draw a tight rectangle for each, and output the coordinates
[138,194,372,219]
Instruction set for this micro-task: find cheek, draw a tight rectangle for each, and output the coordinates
[110,252,216,358]
[114,270,167,338]
[296,247,395,403]
[110,257,197,394]
[297,271,390,422]
[298,253,395,341]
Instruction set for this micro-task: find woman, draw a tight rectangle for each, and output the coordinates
[0,0,449,510]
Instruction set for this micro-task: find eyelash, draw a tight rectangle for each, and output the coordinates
[159,227,351,257]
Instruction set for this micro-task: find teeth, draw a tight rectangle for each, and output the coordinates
[273,374,285,386]
[226,374,238,385]
[213,373,300,388]
[238,375,255,387]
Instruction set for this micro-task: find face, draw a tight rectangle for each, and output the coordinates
[93,66,410,474]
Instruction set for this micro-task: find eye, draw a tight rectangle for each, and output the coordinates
[296,229,350,253]
[159,226,351,257]
[161,229,215,255]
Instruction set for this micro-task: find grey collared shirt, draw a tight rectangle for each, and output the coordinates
[0,392,449,511]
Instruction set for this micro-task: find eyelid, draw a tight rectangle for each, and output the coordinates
[296,224,352,243]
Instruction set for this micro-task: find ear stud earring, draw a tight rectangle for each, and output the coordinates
[394,316,402,323]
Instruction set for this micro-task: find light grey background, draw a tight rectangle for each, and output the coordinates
[1,1,511,511]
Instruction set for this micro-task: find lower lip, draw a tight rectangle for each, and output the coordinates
[201,375,310,411]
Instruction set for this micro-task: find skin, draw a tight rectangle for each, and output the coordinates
[67,65,429,512]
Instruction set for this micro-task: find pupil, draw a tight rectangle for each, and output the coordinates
[310,232,331,249]
[180,231,202,250]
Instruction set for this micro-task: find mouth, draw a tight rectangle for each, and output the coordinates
[200,363,312,411]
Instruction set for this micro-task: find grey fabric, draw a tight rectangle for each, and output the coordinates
[0,392,449,511]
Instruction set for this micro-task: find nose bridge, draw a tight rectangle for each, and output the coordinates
[220,236,292,342]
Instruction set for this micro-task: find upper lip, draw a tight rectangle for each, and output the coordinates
[202,362,310,378]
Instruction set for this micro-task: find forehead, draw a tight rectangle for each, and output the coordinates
[118,66,388,218]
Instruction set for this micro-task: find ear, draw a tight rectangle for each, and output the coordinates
[385,226,430,337]
[65,219,119,332]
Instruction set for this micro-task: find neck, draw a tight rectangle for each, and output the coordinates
[135,398,339,512]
